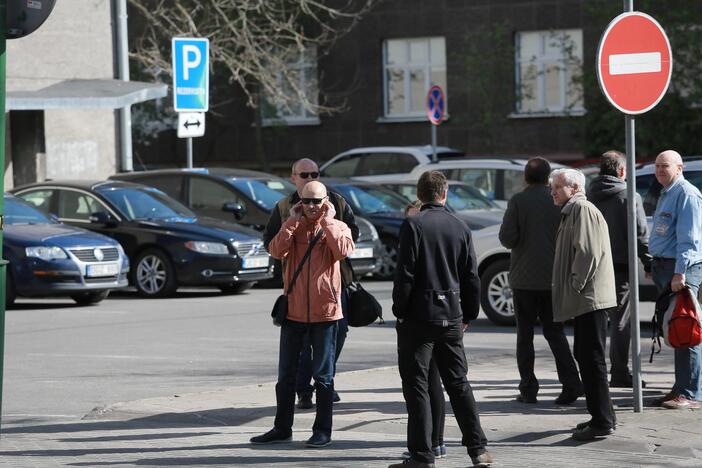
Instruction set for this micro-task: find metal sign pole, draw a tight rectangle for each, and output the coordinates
[431,124,437,163]
[622,0,643,413]
[187,137,193,168]
[0,0,8,435]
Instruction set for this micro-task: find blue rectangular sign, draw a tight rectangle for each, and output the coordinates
[172,37,209,112]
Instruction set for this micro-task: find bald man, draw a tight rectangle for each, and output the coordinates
[252,180,354,447]
[649,150,702,409]
[263,158,359,410]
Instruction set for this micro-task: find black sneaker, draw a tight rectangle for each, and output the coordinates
[555,388,584,405]
[610,378,647,388]
[572,425,614,441]
[515,393,537,404]
[297,393,314,410]
[305,431,331,448]
[332,391,341,403]
[250,428,292,444]
[388,459,436,468]
[401,444,446,460]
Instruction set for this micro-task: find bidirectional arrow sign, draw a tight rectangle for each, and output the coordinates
[178,112,206,138]
[172,37,209,112]
[597,12,672,115]
[426,85,446,125]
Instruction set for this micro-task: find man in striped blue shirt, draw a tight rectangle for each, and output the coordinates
[649,150,702,409]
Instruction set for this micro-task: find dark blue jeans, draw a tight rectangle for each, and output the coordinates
[296,289,348,397]
[274,319,338,437]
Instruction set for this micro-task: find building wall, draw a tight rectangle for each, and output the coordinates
[6,0,116,186]
[133,0,595,172]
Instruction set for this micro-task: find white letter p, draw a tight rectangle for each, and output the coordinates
[182,45,201,81]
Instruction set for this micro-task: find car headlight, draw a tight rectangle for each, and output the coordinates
[367,222,379,241]
[185,241,229,255]
[25,246,68,260]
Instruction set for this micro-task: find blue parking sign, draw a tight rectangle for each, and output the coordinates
[172,37,209,112]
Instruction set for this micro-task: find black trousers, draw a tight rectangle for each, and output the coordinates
[397,320,486,464]
[514,289,582,397]
[573,309,616,430]
[428,354,446,448]
[609,271,632,383]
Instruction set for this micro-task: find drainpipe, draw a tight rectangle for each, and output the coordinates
[115,0,133,172]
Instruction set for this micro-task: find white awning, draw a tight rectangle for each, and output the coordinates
[6,79,168,110]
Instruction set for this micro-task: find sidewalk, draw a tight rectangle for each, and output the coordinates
[1,354,701,467]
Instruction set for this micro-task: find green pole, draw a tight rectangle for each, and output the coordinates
[0,0,7,436]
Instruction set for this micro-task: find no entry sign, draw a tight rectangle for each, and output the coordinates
[597,12,672,115]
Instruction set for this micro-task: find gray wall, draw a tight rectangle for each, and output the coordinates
[6,0,116,187]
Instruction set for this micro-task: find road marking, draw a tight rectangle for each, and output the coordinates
[609,52,661,75]
[27,353,238,362]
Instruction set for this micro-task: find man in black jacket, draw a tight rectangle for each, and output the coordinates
[588,150,652,388]
[390,171,493,468]
[263,158,359,409]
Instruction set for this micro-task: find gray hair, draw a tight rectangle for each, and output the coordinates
[550,168,586,192]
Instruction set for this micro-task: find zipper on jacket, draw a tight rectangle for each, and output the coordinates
[307,230,313,323]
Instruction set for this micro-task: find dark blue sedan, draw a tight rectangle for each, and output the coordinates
[3,194,129,306]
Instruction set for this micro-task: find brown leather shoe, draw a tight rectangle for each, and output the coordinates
[471,450,494,467]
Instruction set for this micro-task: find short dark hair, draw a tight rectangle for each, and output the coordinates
[524,157,551,184]
[600,150,626,177]
[417,171,448,203]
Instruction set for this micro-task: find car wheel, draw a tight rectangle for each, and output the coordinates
[6,270,16,308]
[480,259,515,326]
[133,248,178,298]
[71,290,110,305]
[219,281,254,294]
[375,237,398,280]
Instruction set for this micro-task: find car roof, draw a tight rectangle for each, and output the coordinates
[335,145,463,157]
[13,179,146,192]
[111,167,281,180]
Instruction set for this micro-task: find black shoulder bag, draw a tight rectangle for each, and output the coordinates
[271,231,323,326]
[344,259,384,327]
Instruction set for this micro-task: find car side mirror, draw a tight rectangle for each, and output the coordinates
[222,202,247,220]
[90,211,118,227]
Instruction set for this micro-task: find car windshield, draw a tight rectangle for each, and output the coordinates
[332,184,407,215]
[4,197,54,225]
[229,178,294,210]
[98,187,196,221]
[447,185,495,210]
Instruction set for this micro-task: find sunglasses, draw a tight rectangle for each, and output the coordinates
[301,197,326,205]
[296,171,319,179]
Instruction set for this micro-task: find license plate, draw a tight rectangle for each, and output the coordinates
[243,256,269,269]
[87,263,119,277]
[350,247,373,259]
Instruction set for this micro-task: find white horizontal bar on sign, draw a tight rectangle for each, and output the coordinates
[609,52,661,75]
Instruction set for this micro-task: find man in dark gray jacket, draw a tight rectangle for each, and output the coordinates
[587,150,652,388]
[499,157,582,405]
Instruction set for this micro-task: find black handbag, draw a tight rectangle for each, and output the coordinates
[271,231,322,326]
[344,259,383,327]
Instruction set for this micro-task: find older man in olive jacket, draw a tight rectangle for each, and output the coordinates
[551,168,617,442]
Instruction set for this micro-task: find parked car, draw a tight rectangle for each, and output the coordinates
[376,159,566,208]
[324,178,503,280]
[3,194,129,306]
[12,181,273,297]
[109,168,379,277]
[380,179,500,211]
[320,145,465,180]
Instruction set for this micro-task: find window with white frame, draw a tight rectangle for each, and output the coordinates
[515,29,584,114]
[383,37,446,119]
[261,47,319,125]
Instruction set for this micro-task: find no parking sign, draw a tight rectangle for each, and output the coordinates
[426,85,445,125]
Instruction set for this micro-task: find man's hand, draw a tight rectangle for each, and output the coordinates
[289,201,303,220]
[671,273,686,292]
[462,323,470,333]
[322,200,336,219]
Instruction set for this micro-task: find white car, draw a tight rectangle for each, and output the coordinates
[320,145,465,180]
[396,159,566,208]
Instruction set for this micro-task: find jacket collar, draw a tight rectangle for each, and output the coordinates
[420,202,447,211]
[561,191,586,215]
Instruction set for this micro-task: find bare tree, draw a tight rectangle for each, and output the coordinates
[129,0,379,116]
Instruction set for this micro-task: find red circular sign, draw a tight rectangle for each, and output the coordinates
[597,12,672,115]
[426,85,445,125]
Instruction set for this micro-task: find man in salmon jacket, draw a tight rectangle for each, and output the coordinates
[250,180,354,448]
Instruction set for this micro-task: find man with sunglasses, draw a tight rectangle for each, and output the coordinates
[263,158,359,410]
[253,180,354,447]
